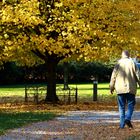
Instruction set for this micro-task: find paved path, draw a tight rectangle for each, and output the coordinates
[0,111,140,140]
[57,110,140,124]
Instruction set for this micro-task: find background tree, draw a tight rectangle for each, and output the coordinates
[0,0,140,103]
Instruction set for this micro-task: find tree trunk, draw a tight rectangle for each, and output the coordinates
[45,60,59,103]
[63,62,69,89]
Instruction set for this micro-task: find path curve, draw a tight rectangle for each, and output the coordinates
[0,111,140,140]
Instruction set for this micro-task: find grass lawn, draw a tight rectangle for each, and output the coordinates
[69,83,140,102]
[0,83,140,103]
[0,111,56,135]
[0,83,140,137]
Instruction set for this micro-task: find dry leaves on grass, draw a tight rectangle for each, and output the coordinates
[0,101,119,113]
[0,100,140,113]
[0,102,140,140]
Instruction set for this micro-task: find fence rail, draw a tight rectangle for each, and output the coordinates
[25,85,78,104]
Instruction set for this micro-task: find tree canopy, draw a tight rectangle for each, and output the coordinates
[0,0,140,65]
[0,0,140,102]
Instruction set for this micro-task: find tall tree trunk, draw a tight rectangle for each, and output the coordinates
[45,59,59,103]
[63,62,69,89]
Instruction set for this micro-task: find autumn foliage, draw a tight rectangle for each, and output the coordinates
[0,0,140,102]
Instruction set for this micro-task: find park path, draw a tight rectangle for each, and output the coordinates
[0,110,140,140]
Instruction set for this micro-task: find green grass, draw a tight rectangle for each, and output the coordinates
[0,83,140,135]
[0,83,140,103]
[68,83,117,102]
[0,111,56,135]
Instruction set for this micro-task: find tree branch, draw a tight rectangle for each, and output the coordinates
[31,49,46,60]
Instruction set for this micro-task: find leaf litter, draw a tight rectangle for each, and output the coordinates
[0,102,140,140]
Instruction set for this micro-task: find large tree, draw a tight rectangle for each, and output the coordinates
[0,0,140,103]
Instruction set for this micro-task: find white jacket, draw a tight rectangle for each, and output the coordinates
[110,57,140,95]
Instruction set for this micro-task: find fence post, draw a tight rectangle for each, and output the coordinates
[93,80,98,101]
[25,85,28,102]
[68,88,71,104]
[75,86,78,104]
[34,87,39,104]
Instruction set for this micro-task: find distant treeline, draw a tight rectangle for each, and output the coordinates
[0,61,113,85]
